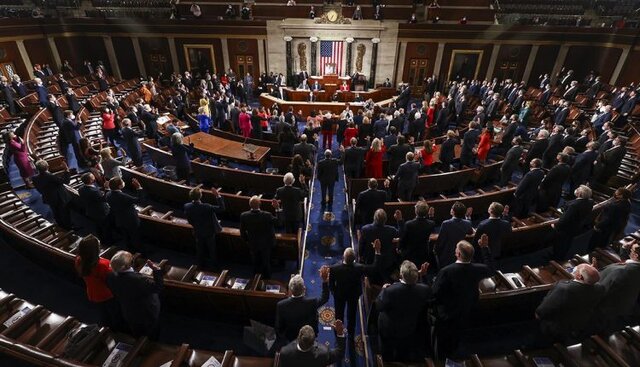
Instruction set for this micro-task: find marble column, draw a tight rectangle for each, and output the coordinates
[220,38,230,72]
[610,46,631,85]
[103,36,122,79]
[310,37,318,76]
[485,44,501,81]
[131,37,146,77]
[550,45,569,85]
[369,38,380,89]
[15,40,34,79]
[522,45,539,84]
[47,37,62,70]
[167,37,180,74]
[345,37,354,76]
[284,36,293,85]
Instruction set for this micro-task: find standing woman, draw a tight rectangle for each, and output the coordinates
[170,133,193,181]
[239,107,252,138]
[359,115,373,144]
[101,107,118,147]
[197,106,212,133]
[250,108,267,140]
[365,138,386,178]
[259,106,270,132]
[75,235,121,330]
[278,125,297,156]
[476,127,493,164]
[425,101,436,137]
[418,139,437,174]
[3,132,34,188]
[343,121,359,147]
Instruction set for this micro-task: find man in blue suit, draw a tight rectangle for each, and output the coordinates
[34,77,49,107]
[358,209,399,283]
[473,202,511,263]
[240,196,279,278]
[394,201,435,272]
[78,172,111,242]
[394,152,421,202]
[185,187,225,270]
[435,201,474,269]
[106,176,144,252]
[512,158,545,218]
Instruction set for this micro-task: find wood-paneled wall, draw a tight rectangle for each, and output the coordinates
[23,38,53,70]
[563,45,623,83]
[112,37,139,79]
[55,36,109,74]
[0,41,28,78]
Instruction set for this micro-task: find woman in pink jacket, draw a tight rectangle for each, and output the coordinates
[239,107,252,138]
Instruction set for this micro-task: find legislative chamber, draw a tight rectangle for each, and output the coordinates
[0,1,639,366]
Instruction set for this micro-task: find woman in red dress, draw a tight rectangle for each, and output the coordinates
[365,138,386,178]
[418,139,437,174]
[343,122,359,146]
[425,101,436,139]
[476,127,493,164]
[3,132,34,188]
[75,235,121,329]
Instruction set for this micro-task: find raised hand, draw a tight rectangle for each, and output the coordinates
[333,319,345,336]
[319,265,330,282]
[146,259,160,271]
[428,206,435,218]
[372,238,381,253]
[478,233,489,248]
[211,187,220,197]
[131,178,141,190]
[393,209,402,222]
[419,262,430,275]
[466,206,473,218]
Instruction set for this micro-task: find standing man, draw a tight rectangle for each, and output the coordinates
[184,187,226,270]
[240,196,279,279]
[355,178,388,225]
[78,172,111,242]
[61,110,86,167]
[275,172,308,234]
[473,202,511,263]
[394,152,421,201]
[499,137,524,186]
[512,158,545,218]
[317,148,343,206]
[106,177,144,252]
[344,137,367,179]
[394,201,435,270]
[435,202,474,269]
[32,160,72,229]
[551,185,594,261]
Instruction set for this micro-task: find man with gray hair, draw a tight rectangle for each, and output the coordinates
[359,208,399,283]
[275,172,308,233]
[275,268,330,343]
[535,263,603,343]
[376,259,431,361]
[279,321,346,366]
[32,159,72,229]
[394,151,421,201]
[106,251,164,339]
[240,195,279,278]
[551,184,594,260]
[293,134,316,163]
[316,147,343,206]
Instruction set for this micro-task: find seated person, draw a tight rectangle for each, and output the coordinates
[298,79,310,90]
[311,80,322,91]
[339,81,349,91]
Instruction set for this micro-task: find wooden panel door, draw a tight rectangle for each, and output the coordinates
[407,58,428,97]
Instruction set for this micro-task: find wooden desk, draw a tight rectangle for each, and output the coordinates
[184,132,270,170]
[283,87,393,103]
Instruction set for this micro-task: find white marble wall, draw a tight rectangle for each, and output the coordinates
[266,19,399,86]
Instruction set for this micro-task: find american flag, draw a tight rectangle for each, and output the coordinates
[320,40,343,75]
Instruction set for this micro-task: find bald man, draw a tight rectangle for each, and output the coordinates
[535,263,604,343]
[240,196,279,278]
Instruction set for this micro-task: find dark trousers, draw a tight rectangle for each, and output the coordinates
[322,130,333,150]
[551,230,573,261]
[195,234,217,269]
[320,182,335,204]
[334,295,358,335]
[103,128,118,147]
[251,247,271,279]
[434,317,462,359]
[284,220,300,234]
[397,183,415,202]
[345,166,361,179]
[50,203,72,230]
[97,298,124,332]
[500,167,515,186]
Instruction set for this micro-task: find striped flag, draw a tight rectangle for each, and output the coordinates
[320,40,343,75]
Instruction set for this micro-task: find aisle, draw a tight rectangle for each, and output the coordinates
[301,134,368,366]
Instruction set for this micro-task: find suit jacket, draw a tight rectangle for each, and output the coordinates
[387,144,413,175]
[48,102,64,127]
[515,168,545,202]
[184,198,225,238]
[539,163,571,204]
[563,86,578,101]
[526,138,548,164]
[12,81,27,97]
[106,270,163,331]
[356,188,387,224]
[35,85,48,106]
[595,145,626,179]
[359,223,398,271]
[473,217,511,259]
[556,198,594,236]
[554,107,569,126]
[536,280,604,338]
[439,138,457,166]
[542,134,565,167]
[397,217,435,265]
[329,255,380,299]
[598,261,640,317]
[500,123,518,148]
[316,157,341,185]
[293,142,316,162]
[571,149,597,184]
[276,282,329,341]
[275,185,307,221]
[344,146,366,173]
[436,217,474,268]
[394,161,420,190]
[78,184,110,221]
[33,171,71,207]
[433,259,494,321]
[121,127,143,163]
[105,189,142,230]
[377,281,432,338]
[461,128,480,159]
[594,199,631,236]
[279,337,345,367]
[501,145,523,173]
[239,209,277,250]
[539,90,552,105]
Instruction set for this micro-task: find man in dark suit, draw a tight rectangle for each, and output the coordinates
[47,95,64,128]
[240,196,279,279]
[394,201,435,266]
[317,149,342,206]
[473,202,511,262]
[106,177,144,252]
[594,136,626,184]
[78,172,110,242]
[11,75,27,98]
[292,134,316,163]
[460,121,480,167]
[596,242,640,331]
[32,160,72,229]
[542,125,565,169]
[60,110,87,167]
[538,84,552,106]
[433,238,494,358]
[386,135,413,176]
[439,130,458,171]
[107,251,163,339]
[344,137,367,179]
[355,178,388,225]
[553,101,570,126]
[34,78,49,107]
[535,263,604,343]
[184,187,225,270]
[435,201,474,269]
[0,76,17,115]
[140,105,159,139]
[359,209,399,282]
[551,185,594,260]
[570,141,598,192]
[562,81,579,102]
[592,105,613,135]
[275,172,308,234]
[120,118,144,167]
[525,129,549,169]
[499,137,524,186]
[589,188,632,250]
[512,158,545,218]
[330,243,381,336]
[377,260,432,361]
[279,322,345,367]
[394,152,420,201]
[537,153,571,211]
[276,269,329,343]
[485,94,499,122]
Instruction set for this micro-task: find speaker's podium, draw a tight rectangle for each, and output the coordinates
[310,73,351,97]
[352,73,367,91]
